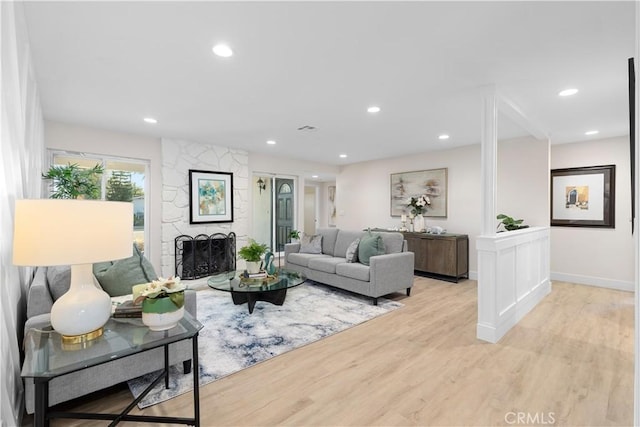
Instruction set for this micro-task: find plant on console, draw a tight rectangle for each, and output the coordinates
[496,214,529,232]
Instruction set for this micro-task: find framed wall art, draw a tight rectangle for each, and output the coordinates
[390,168,448,217]
[550,165,615,228]
[189,169,234,224]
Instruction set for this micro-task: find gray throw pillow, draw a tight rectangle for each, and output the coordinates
[299,234,323,254]
[358,232,385,266]
[346,238,360,263]
[93,244,158,297]
[47,265,71,301]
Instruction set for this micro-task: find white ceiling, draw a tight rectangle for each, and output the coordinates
[23,1,636,169]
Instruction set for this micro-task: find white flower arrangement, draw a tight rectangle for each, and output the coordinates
[134,276,185,303]
[408,194,431,215]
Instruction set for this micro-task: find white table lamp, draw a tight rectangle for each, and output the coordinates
[13,199,133,343]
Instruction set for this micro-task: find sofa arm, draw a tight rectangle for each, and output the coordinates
[284,243,301,268]
[27,267,53,319]
[369,252,415,297]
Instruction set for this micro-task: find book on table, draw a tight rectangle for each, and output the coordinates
[242,271,267,279]
[113,300,142,318]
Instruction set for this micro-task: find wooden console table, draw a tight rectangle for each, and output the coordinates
[401,232,468,282]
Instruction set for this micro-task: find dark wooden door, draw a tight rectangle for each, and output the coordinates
[275,178,294,251]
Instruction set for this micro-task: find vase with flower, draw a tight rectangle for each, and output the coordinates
[407,194,431,232]
[134,277,186,331]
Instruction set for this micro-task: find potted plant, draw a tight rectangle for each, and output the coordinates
[289,230,301,243]
[238,239,269,274]
[496,214,529,232]
[134,277,186,331]
[42,162,104,199]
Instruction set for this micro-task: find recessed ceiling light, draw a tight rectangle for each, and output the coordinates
[312,175,319,179]
[438,134,450,140]
[585,130,599,135]
[339,154,348,158]
[558,88,578,97]
[266,140,276,145]
[367,106,381,113]
[212,44,233,58]
[143,117,157,124]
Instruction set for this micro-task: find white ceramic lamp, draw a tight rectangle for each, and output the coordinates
[13,199,133,341]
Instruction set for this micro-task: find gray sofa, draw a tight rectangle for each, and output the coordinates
[285,228,414,304]
[23,265,197,414]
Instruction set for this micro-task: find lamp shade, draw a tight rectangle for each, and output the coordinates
[13,199,133,266]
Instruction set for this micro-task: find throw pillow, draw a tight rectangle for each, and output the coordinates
[299,234,323,254]
[345,238,360,263]
[47,265,72,301]
[358,231,385,266]
[93,244,158,297]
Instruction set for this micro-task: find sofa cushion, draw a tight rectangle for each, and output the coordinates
[380,232,404,254]
[308,257,346,274]
[345,238,360,263]
[93,244,157,297]
[336,262,371,282]
[358,231,385,266]
[287,253,330,268]
[46,265,71,301]
[334,230,364,258]
[300,234,323,254]
[316,228,339,256]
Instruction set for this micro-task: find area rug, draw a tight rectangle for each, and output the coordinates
[127,282,403,408]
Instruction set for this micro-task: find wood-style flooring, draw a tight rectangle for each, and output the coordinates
[28,277,634,426]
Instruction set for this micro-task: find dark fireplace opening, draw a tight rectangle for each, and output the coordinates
[175,232,236,280]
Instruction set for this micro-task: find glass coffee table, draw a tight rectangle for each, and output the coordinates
[207,269,307,314]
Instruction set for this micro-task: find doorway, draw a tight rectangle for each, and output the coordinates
[275,178,294,252]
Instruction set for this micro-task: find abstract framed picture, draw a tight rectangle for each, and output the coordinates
[550,165,615,228]
[390,168,448,217]
[189,169,234,224]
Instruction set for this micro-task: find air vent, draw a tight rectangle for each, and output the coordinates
[297,125,317,132]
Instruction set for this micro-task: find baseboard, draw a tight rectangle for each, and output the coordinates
[468,270,478,281]
[550,272,634,292]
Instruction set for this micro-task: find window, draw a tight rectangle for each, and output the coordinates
[48,151,149,254]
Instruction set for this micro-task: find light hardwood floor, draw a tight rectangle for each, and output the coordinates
[31,277,633,426]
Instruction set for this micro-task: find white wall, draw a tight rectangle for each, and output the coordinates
[497,136,550,227]
[1,2,45,425]
[44,121,163,270]
[336,144,483,274]
[551,136,634,290]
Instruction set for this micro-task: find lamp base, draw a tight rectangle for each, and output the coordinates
[51,263,111,337]
[61,326,104,345]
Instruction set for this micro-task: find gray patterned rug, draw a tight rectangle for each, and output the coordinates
[127,282,403,408]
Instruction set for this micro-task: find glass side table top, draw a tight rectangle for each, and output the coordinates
[207,269,307,293]
[22,312,203,379]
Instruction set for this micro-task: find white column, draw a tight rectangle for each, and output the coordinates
[480,89,498,236]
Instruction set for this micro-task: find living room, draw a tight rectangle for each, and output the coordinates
[2,1,639,426]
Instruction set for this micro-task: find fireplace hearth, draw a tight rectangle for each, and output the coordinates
[175,233,236,279]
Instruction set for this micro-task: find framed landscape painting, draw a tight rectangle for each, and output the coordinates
[390,168,448,217]
[189,169,234,224]
[550,165,615,228]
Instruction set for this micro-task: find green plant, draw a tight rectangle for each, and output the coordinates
[238,239,269,262]
[289,230,300,239]
[42,163,104,199]
[496,214,529,232]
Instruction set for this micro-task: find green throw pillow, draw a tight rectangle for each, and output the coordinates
[358,232,385,266]
[93,244,158,297]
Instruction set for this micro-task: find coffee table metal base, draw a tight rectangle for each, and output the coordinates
[231,288,287,313]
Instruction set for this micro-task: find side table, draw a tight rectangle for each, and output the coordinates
[21,312,203,426]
